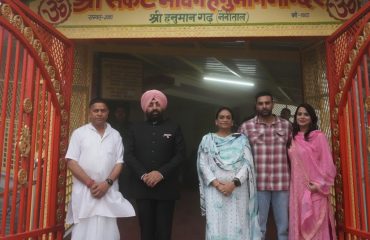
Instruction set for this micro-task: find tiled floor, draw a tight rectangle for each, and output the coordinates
[118,187,277,240]
[118,187,205,239]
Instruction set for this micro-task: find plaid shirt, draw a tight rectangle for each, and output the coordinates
[239,115,292,191]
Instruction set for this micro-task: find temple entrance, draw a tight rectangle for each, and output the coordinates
[1,0,369,239]
[84,39,312,240]
[89,39,307,189]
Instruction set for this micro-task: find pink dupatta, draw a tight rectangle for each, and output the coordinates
[290,130,337,239]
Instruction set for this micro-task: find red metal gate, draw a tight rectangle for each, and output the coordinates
[326,2,370,239]
[0,0,73,239]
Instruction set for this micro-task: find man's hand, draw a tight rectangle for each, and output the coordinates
[90,181,110,198]
[143,171,163,188]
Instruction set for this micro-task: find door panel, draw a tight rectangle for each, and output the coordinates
[326,3,370,239]
[0,1,73,239]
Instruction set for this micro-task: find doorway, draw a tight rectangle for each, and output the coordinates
[89,38,310,183]
[75,38,320,239]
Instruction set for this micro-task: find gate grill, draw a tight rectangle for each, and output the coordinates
[302,43,332,139]
[0,1,73,239]
[327,3,370,239]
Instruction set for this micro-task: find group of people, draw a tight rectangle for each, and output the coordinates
[65,89,337,240]
[198,92,337,240]
[66,90,184,240]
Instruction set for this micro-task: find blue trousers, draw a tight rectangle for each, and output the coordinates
[257,191,289,240]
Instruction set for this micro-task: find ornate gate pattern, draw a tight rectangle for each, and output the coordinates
[326,3,370,239]
[0,0,73,239]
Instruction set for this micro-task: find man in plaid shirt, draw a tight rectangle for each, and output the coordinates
[239,91,292,240]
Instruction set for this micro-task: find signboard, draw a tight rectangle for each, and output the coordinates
[26,0,360,38]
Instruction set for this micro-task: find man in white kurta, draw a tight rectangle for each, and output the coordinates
[65,98,135,240]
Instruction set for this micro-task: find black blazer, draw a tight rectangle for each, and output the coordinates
[124,119,185,200]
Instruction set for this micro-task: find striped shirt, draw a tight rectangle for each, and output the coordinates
[239,115,292,191]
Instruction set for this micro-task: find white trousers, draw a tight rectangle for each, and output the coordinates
[72,216,120,240]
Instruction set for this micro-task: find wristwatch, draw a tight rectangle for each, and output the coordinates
[105,178,113,186]
[232,177,241,187]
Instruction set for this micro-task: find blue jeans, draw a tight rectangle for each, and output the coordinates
[257,191,289,240]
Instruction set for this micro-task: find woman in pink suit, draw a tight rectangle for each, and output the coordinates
[288,103,337,240]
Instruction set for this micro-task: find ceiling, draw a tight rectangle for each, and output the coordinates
[87,38,321,109]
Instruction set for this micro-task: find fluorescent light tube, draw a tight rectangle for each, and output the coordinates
[203,76,254,87]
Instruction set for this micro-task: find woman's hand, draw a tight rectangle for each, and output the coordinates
[217,181,236,196]
[211,179,221,188]
[307,181,319,193]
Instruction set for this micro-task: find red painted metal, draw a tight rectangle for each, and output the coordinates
[3,225,64,240]
[349,80,362,229]
[40,94,52,228]
[16,50,28,234]
[362,54,370,229]
[0,27,4,178]
[346,92,357,229]
[8,40,21,235]
[0,0,73,239]
[326,2,370,239]
[337,112,349,240]
[355,63,368,231]
[1,30,14,235]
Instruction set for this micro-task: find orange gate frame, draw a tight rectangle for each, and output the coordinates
[0,0,73,239]
[326,2,370,239]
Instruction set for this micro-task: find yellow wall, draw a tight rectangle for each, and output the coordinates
[26,0,362,38]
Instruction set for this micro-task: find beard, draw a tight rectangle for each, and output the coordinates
[257,108,272,117]
[146,110,163,122]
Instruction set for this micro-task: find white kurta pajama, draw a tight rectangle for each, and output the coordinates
[65,123,135,240]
